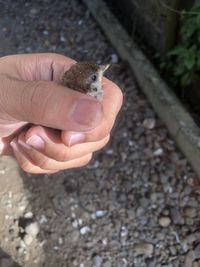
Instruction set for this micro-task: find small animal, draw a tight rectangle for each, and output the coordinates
[62,62,109,101]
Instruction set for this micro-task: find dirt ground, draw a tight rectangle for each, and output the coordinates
[0,1,200,267]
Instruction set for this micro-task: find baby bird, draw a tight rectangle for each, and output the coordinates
[62,62,109,101]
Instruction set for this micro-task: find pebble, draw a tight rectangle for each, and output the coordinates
[103,261,112,267]
[194,244,200,259]
[80,226,91,235]
[25,222,39,237]
[93,255,103,267]
[111,53,119,63]
[134,242,154,257]
[153,148,164,156]
[39,215,48,224]
[24,211,33,219]
[158,217,171,227]
[95,210,107,218]
[184,207,197,218]
[24,234,33,246]
[143,118,156,129]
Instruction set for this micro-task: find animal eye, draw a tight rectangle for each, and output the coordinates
[91,74,97,82]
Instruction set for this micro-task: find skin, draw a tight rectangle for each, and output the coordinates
[0,53,123,174]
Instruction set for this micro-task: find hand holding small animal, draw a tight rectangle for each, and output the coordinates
[0,53,122,173]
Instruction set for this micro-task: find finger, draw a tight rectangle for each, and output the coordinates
[62,77,123,145]
[22,125,109,162]
[11,140,92,173]
[1,77,103,132]
[0,53,76,81]
[10,138,58,174]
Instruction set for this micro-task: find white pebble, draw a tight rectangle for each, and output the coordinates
[60,35,66,42]
[24,234,33,246]
[111,53,119,63]
[78,218,83,225]
[80,226,91,235]
[39,215,48,224]
[24,211,33,219]
[19,240,26,249]
[58,237,63,245]
[121,226,128,237]
[95,210,107,218]
[158,217,171,227]
[25,222,39,237]
[43,30,49,35]
[153,148,163,156]
[72,220,78,228]
[102,238,108,246]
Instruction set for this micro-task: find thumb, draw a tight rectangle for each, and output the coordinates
[1,77,103,132]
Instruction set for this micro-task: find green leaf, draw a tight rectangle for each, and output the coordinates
[196,14,200,25]
[181,73,192,86]
[168,47,186,57]
[184,47,196,70]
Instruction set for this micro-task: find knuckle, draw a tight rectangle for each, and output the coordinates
[56,149,71,162]
[35,157,50,169]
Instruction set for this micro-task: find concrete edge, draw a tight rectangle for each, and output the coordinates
[82,0,200,177]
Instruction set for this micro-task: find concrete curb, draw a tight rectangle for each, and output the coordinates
[83,0,200,177]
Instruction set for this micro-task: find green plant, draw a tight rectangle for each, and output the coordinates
[161,1,200,88]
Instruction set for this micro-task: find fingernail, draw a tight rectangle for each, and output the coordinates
[68,133,85,147]
[72,99,102,127]
[26,135,45,150]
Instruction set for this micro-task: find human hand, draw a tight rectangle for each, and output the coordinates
[0,53,123,173]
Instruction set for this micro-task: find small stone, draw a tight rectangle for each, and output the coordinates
[153,148,163,156]
[19,240,26,250]
[58,237,63,245]
[93,255,103,267]
[24,212,33,219]
[194,244,200,259]
[25,222,39,237]
[24,234,33,246]
[111,53,119,63]
[72,220,78,228]
[185,207,197,218]
[184,250,195,267]
[80,226,91,235]
[30,8,38,14]
[103,261,112,267]
[120,226,128,237]
[158,217,171,227]
[134,242,154,257]
[39,215,48,224]
[60,35,66,42]
[43,30,49,35]
[95,210,107,218]
[143,118,156,129]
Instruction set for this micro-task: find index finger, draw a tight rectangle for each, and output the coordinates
[0,53,76,81]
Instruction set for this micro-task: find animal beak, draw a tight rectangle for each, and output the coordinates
[99,64,110,73]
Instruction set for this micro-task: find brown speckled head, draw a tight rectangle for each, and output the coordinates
[62,62,109,101]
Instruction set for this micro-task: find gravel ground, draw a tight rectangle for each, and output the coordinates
[0,1,199,267]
